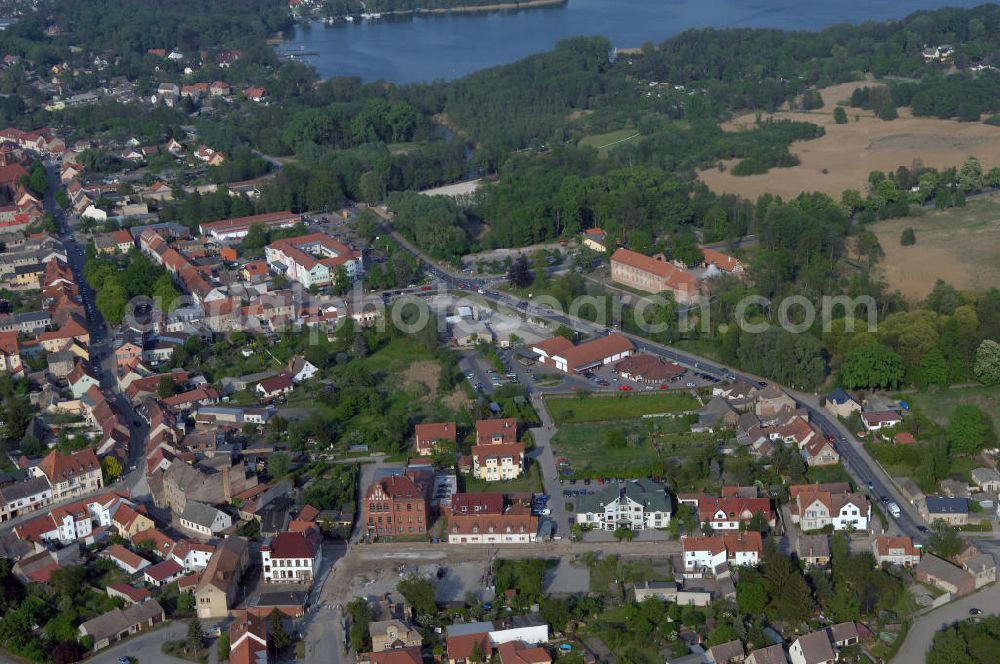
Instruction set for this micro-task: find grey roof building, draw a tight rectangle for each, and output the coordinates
[576,479,671,531]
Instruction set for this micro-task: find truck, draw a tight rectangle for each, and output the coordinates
[888,502,901,518]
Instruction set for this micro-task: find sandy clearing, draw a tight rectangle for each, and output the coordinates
[402,360,441,398]
[872,194,1000,299]
[700,80,1000,200]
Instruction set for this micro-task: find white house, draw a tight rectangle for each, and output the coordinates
[288,356,318,383]
[170,539,216,571]
[82,205,107,223]
[104,544,151,575]
[682,532,763,572]
[178,501,232,537]
[576,479,671,531]
[789,630,836,664]
[861,410,902,431]
[261,530,322,585]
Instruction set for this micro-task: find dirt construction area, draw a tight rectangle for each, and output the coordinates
[699,81,1000,200]
[872,193,1000,299]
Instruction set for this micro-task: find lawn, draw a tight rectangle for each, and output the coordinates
[906,384,1000,430]
[545,392,699,424]
[551,417,713,478]
[587,555,672,593]
[461,462,543,494]
[803,464,853,485]
[578,128,641,155]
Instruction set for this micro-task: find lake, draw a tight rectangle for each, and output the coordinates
[281,0,984,83]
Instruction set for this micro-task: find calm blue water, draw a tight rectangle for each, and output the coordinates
[282,0,985,83]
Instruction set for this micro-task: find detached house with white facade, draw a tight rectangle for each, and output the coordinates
[789,483,870,532]
[576,479,672,531]
[261,529,323,585]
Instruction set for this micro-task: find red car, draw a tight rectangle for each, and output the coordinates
[658,383,668,390]
[618,385,632,392]
[420,285,432,291]
[458,283,467,289]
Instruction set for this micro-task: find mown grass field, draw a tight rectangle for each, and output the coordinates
[551,416,713,478]
[545,392,699,424]
[907,384,1000,429]
[578,128,641,155]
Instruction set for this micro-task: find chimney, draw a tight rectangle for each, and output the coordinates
[222,465,232,502]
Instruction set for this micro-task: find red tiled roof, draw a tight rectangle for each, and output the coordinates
[263,531,320,559]
[449,512,537,537]
[451,492,505,515]
[415,421,457,444]
[475,418,517,444]
[611,247,697,292]
[448,632,493,662]
[144,558,183,582]
[702,247,741,272]
[37,448,99,483]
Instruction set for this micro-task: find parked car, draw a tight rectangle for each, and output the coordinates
[618,385,632,392]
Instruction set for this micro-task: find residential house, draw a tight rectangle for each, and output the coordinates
[754,385,797,420]
[802,438,840,467]
[827,622,862,650]
[576,479,672,531]
[448,512,538,544]
[30,448,102,501]
[363,470,433,539]
[179,501,233,536]
[451,492,505,515]
[243,86,267,102]
[256,373,294,401]
[788,630,835,664]
[581,228,606,252]
[78,600,165,651]
[531,333,634,374]
[971,467,1000,493]
[707,639,745,664]
[288,355,318,383]
[229,611,269,664]
[915,554,975,596]
[143,559,184,586]
[261,529,322,585]
[106,583,152,606]
[447,631,493,664]
[824,388,860,418]
[861,410,902,431]
[920,496,969,526]
[790,485,870,532]
[0,477,53,522]
[195,535,250,618]
[797,534,831,567]
[746,645,788,664]
[873,535,921,567]
[476,418,517,445]
[694,495,772,531]
[415,421,457,456]
[370,619,422,651]
[701,248,745,275]
[170,539,215,571]
[610,247,698,304]
[471,443,525,481]
[498,640,551,664]
[682,532,763,572]
[104,544,151,575]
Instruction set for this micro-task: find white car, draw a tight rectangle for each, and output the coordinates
[533,508,551,516]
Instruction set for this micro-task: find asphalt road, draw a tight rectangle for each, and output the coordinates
[891,581,1000,663]
[88,621,190,664]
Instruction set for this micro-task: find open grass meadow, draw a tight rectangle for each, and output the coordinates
[545,392,699,424]
[551,416,713,478]
[907,384,1000,430]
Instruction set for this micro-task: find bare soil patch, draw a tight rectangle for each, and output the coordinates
[402,360,441,398]
[443,386,472,411]
[872,194,1000,299]
[700,81,1000,200]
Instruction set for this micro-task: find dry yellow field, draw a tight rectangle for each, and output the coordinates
[872,194,1000,299]
[699,81,1000,200]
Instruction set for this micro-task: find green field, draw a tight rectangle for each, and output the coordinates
[906,385,1000,429]
[545,392,699,424]
[551,417,713,478]
[578,128,641,155]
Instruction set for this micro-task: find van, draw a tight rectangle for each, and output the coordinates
[888,502,901,518]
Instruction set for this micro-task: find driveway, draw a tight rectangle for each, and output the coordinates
[90,621,188,664]
[891,582,1000,663]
